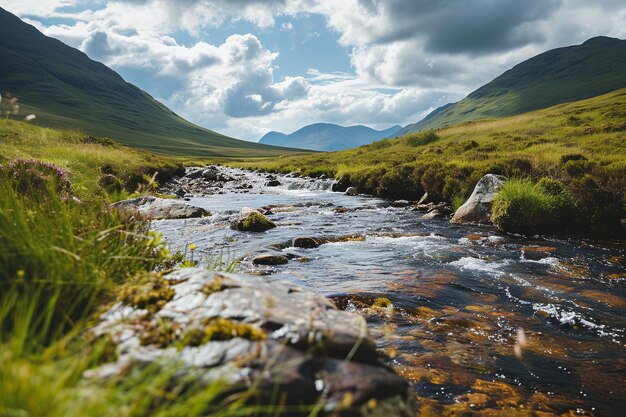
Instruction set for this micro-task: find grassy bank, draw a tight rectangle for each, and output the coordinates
[0,121,286,416]
[0,118,187,200]
[232,89,626,238]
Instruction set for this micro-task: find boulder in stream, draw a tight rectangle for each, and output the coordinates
[345,187,359,196]
[231,208,277,232]
[293,237,320,249]
[87,269,416,416]
[451,174,506,224]
[253,254,289,265]
[110,196,210,220]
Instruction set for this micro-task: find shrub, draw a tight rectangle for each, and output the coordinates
[4,158,71,197]
[564,159,595,177]
[368,138,393,150]
[376,165,418,199]
[98,173,123,194]
[404,131,439,147]
[491,179,565,235]
[560,153,588,164]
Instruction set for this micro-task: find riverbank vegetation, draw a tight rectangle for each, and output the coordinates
[233,89,626,238]
[0,121,275,416]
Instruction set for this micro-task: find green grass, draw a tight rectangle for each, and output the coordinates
[398,36,626,135]
[231,88,626,237]
[0,143,317,417]
[0,118,188,199]
[490,178,574,235]
[0,8,310,158]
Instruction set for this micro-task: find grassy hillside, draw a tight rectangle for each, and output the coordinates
[233,89,626,237]
[0,7,304,158]
[397,36,626,135]
[0,119,189,198]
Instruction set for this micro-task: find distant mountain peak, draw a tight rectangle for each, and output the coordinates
[258,123,402,151]
[583,36,622,46]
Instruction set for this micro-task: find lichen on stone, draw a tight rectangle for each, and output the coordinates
[117,272,175,313]
[201,275,225,296]
[181,317,266,347]
[139,318,180,347]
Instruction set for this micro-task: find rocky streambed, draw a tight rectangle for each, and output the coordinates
[102,166,625,417]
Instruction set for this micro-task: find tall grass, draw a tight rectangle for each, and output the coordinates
[0,157,319,416]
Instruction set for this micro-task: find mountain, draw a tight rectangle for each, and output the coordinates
[0,7,301,157]
[258,123,402,151]
[399,36,626,135]
[395,103,453,137]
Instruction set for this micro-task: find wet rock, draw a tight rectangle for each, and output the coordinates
[186,168,203,179]
[333,206,349,213]
[265,180,281,187]
[345,187,359,196]
[88,269,414,415]
[230,208,277,232]
[451,174,506,224]
[110,196,210,220]
[293,237,320,249]
[390,200,410,208]
[421,203,453,219]
[202,169,218,180]
[331,177,351,193]
[253,254,289,265]
[417,192,429,205]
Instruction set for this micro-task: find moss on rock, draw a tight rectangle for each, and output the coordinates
[117,272,175,313]
[182,317,266,347]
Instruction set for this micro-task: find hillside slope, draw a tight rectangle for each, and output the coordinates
[398,36,626,135]
[259,123,402,151]
[235,89,626,237]
[0,7,301,157]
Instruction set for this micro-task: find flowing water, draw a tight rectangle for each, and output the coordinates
[155,168,625,416]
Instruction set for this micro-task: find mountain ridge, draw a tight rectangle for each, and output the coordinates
[259,122,402,151]
[0,7,302,157]
[398,36,626,135]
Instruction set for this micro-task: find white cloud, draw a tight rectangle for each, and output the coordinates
[1,0,625,140]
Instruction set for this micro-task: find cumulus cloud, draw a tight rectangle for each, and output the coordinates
[1,0,625,140]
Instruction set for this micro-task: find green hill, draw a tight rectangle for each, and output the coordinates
[0,7,302,158]
[234,88,626,237]
[397,36,626,136]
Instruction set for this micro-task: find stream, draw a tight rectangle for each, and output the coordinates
[155,167,625,417]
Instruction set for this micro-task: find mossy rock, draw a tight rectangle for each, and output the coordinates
[231,211,276,232]
[117,272,175,313]
[181,317,266,347]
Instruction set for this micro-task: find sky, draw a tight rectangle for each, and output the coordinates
[1,1,625,141]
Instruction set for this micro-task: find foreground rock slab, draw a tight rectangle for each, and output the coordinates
[111,196,210,220]
[88,269,415,416]
[451,174,506,224]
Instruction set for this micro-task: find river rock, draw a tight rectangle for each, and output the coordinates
[186,168,203,179]
[331,177,351,193]
[265,180,281,187]
[253,254,289,265]
[451,174,506,224]
[390,200,410,208]
[202,169,218,180]
[110,196,210,220]
[231,208,277,232]
[87,269,415,416]
[293,237,320,249]
[345,187,359,196]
